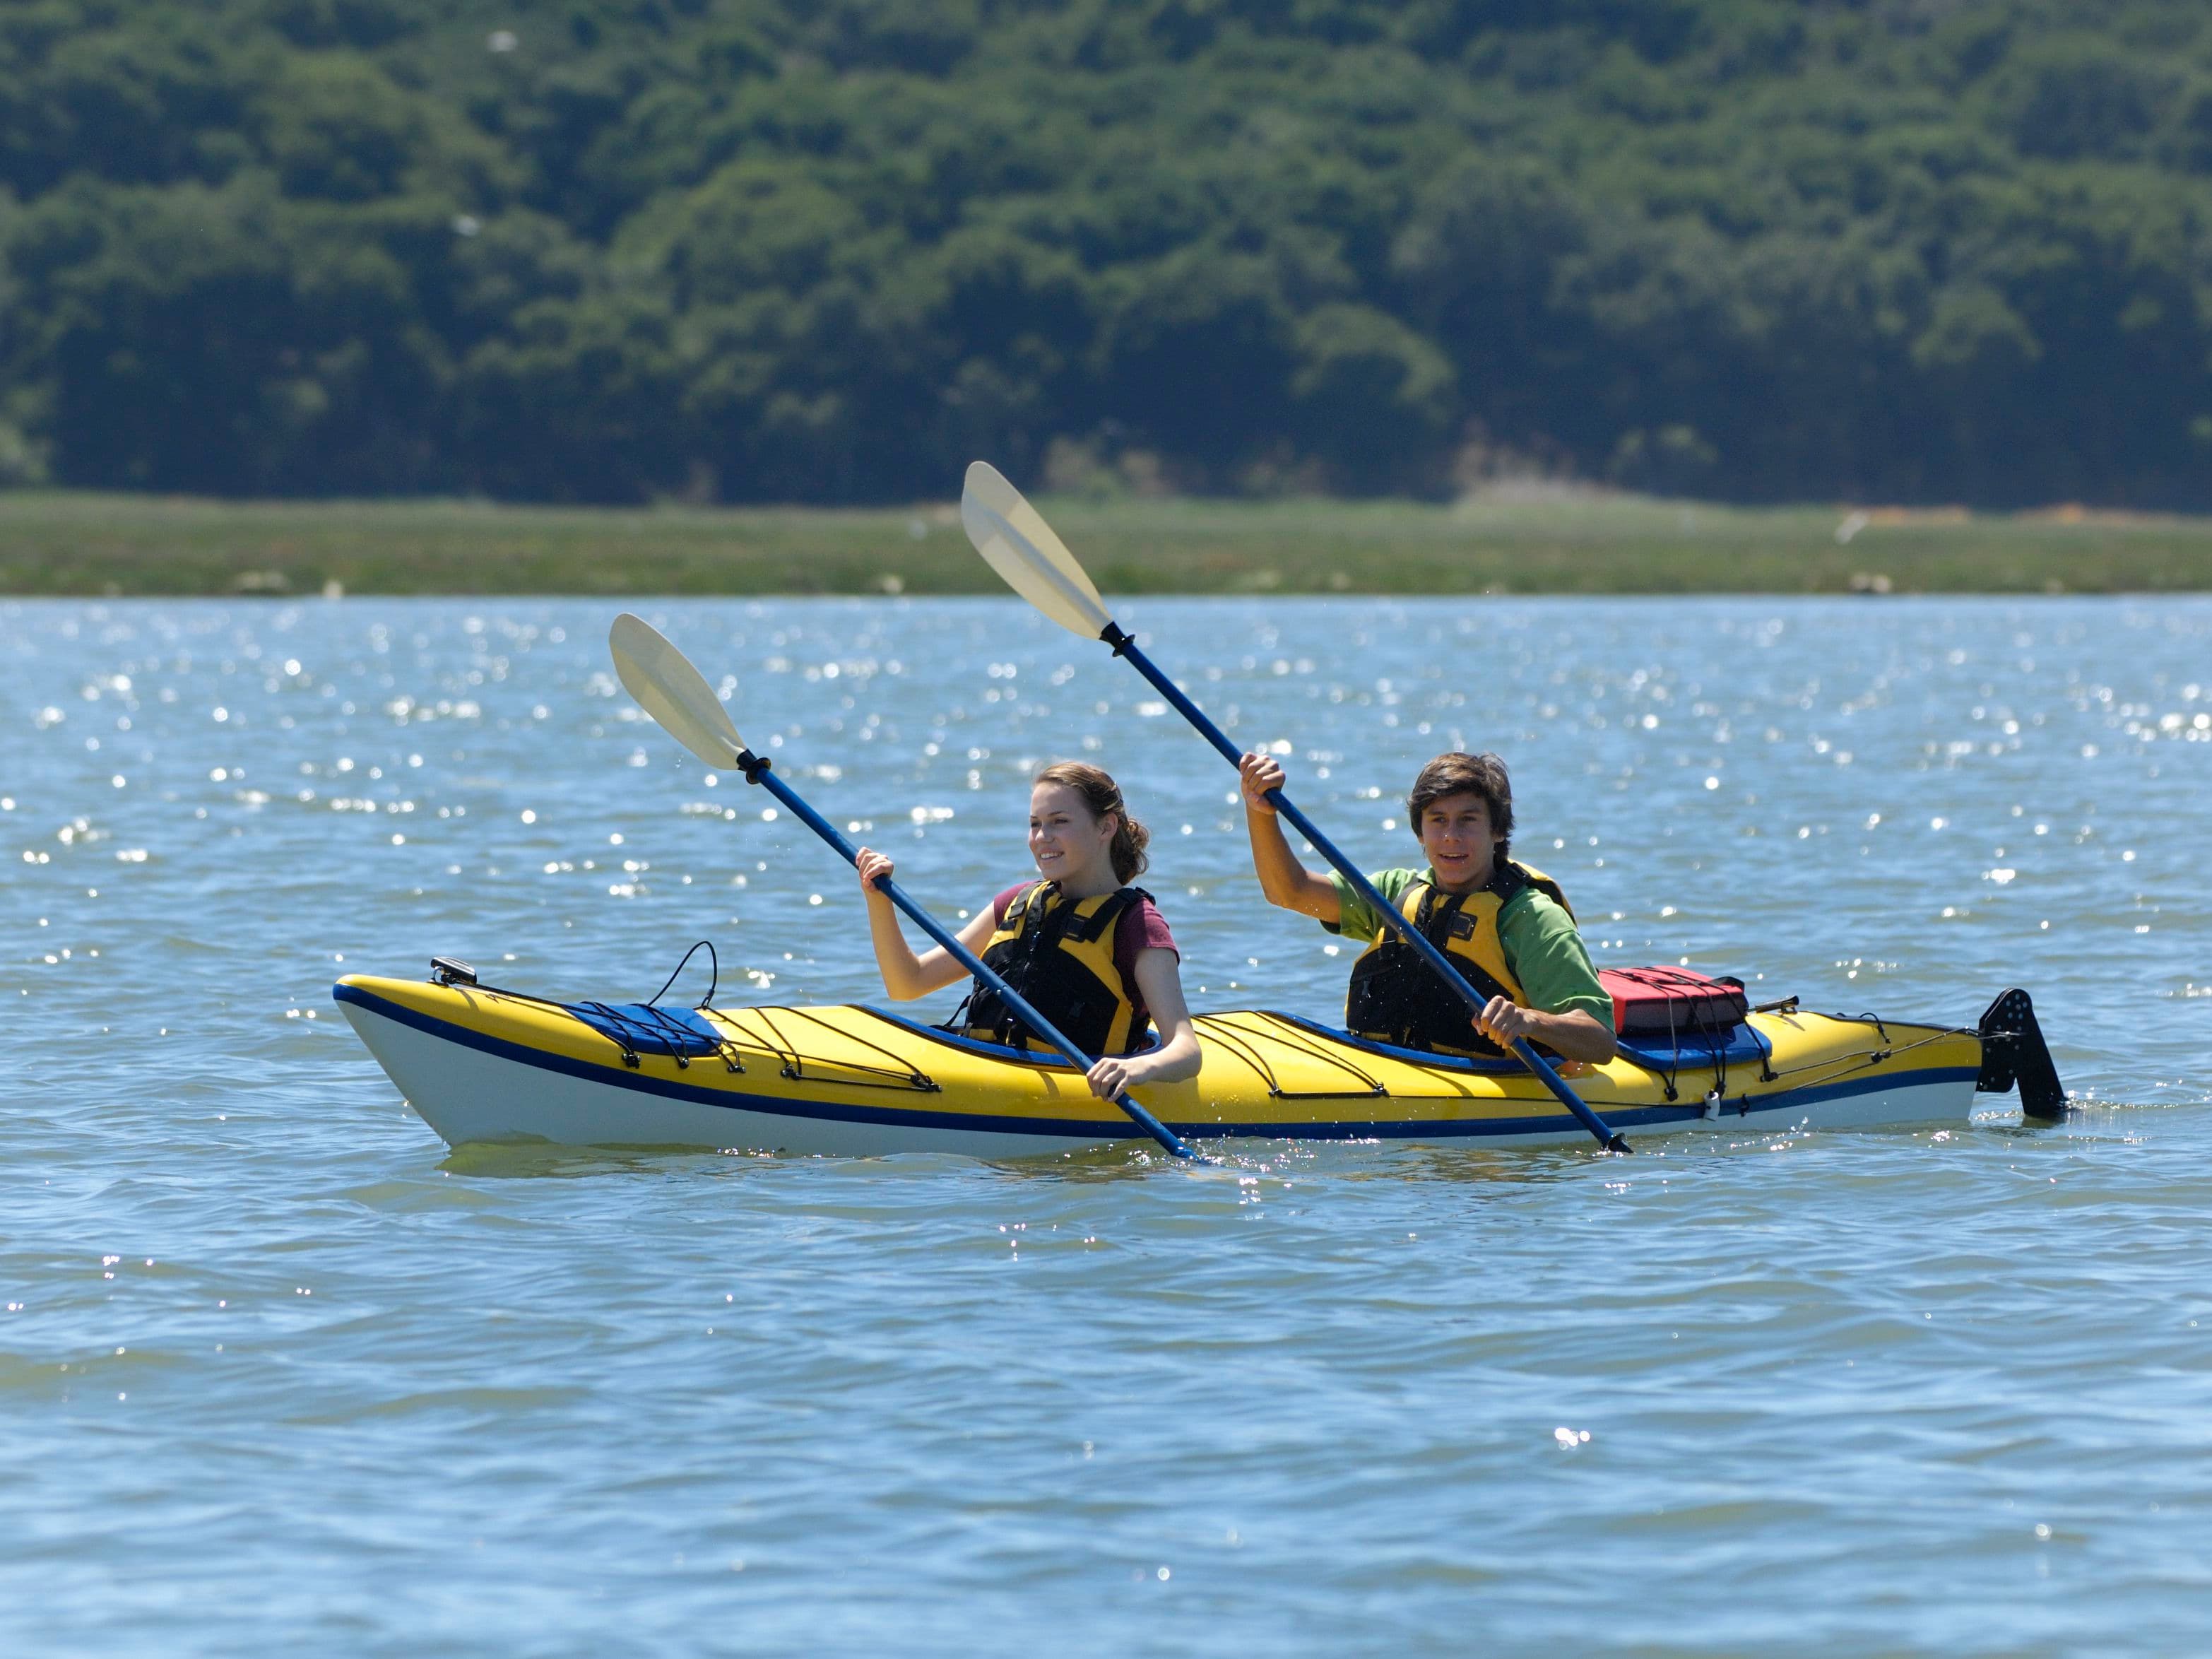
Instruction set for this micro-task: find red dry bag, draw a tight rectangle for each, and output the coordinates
[1597,967,1751,1037]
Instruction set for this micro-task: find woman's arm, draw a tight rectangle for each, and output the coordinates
[1238,752,1340,923]
[1083,946,1202,1099]
[854,847,998,1000]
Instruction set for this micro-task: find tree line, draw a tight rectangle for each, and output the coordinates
[4,0,2212,507]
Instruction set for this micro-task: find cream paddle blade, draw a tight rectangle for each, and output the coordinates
[608,613,746,768]
[961,460,1113,639]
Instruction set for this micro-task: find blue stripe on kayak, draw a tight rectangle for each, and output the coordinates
[332,981,1979,1143]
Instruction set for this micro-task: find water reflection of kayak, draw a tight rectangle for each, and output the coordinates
[333,967,2063,1157]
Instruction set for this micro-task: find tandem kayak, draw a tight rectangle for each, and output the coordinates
[333,966,2064,1156]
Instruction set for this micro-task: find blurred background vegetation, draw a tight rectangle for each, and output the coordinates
[4,0,2212,515]
[11,490,2212,598]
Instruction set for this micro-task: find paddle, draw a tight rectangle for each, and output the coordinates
[607,613,1198,1162]
[959,464,1632,1155]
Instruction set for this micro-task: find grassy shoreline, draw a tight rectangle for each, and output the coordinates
[9,490,2212,597]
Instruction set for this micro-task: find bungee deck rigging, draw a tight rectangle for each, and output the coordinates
[425,952,945,1095]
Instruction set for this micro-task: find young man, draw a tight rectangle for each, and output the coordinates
[1238,750,1616,1063]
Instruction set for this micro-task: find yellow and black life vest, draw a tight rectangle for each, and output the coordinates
[957,881,1153,1057]
[1344,861,1573,1058]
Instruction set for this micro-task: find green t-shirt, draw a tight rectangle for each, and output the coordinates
[1323,868,1612,1027]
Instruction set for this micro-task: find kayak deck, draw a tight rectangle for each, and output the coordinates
[335,973,1992,1155]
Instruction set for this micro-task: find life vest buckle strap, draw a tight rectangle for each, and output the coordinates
[1346,874,1522,1056]
[963,881,1152,1058]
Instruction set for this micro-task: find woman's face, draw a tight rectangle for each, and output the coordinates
[1029,781,1116,881]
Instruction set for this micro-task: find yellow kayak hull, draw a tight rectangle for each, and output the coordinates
[335,973,1990,1155]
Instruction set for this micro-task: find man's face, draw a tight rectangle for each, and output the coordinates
[1417,790,1501,892]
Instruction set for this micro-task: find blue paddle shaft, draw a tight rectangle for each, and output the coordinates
[736,753,1195,1160]
[1099,627,1629,1154]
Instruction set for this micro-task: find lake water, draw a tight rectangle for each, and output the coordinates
[4,594,2208,1654]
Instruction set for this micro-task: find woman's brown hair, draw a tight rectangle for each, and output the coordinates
[1406,752,1514,856]
[1032,761,1150,883]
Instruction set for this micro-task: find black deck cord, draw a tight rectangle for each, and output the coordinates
[1652,986,1682,1102]
[591,940,723,1070]
[1840,1009,1893,1063]
[1705,1005,1730,1104]
[1654,977,1759,1107]
[646,939,719,1010]
[571,998,703,1068]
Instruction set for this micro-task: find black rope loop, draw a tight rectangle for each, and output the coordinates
[646,939,719,1008]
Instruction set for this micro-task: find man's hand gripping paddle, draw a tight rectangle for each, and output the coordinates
[608,613,1197,1162]
[959,464,1631,1154]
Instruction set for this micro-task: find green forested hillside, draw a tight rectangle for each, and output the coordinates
[4,1,2211,507]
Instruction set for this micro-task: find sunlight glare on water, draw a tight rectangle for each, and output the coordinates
[3,595,2209,1654]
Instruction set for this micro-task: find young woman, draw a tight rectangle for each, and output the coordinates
[853,762,1201,1101]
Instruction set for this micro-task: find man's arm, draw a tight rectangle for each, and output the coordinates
[1474,998,1617,1064]
[1238,752,1339,923]
[1489,890,1619,1063]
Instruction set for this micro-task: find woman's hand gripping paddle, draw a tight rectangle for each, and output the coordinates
[959,464,1632,1155]
[607,613,1198,1162]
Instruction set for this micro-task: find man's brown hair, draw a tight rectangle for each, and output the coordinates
[1406,752,1513,856]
